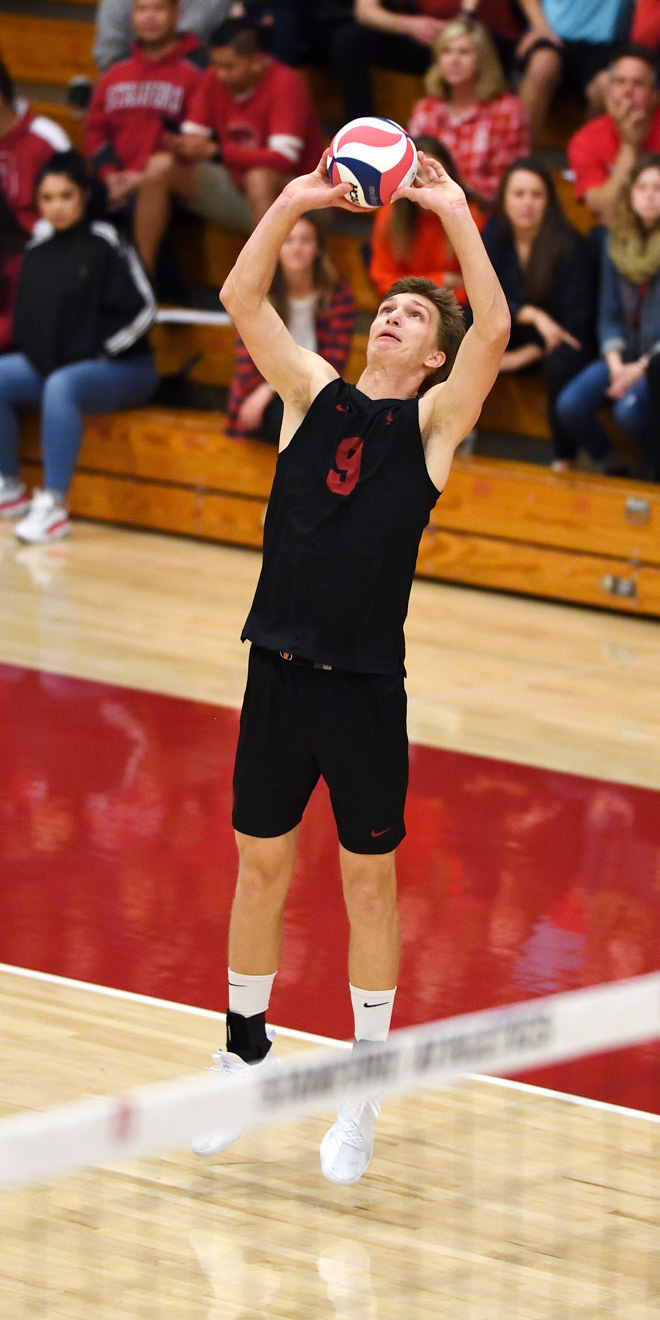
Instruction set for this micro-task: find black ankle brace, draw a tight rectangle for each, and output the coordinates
[226,1009,271,1063]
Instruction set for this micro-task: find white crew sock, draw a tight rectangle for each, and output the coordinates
[350,983,397,1043]
[228,968,276,1018]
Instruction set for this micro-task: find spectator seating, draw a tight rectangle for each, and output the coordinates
[9,2,658,617]
[19,410,660,616]
[0,16,95,84]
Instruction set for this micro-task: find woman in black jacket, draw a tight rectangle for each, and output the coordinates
[482,158,597,469]
[0,150,157,543]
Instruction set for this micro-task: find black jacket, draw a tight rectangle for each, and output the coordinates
[482,214,598,351]
[13,220,156,377]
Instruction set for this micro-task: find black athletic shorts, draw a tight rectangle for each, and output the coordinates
[232,645,408,855]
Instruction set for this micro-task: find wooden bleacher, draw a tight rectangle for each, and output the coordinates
[13,2,650,615]
[19,409,660,617]
[0,15,95,85]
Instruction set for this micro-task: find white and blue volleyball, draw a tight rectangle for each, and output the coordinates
[327,117,418,209]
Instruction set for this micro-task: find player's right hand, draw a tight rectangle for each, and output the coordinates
[283,152,364,213]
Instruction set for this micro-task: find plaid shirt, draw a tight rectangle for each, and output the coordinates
[226,282,355,437]
[408,93,530,204]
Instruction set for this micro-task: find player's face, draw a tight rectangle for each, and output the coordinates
[607,58,656,116]
[132,0,177,46]
[630,165,660,229]
[210,46,263,94]
[502,170,548,235]
[368,293,445,378]
[37,175,86,231]
[279,219,319,280]
[438,35,479,91]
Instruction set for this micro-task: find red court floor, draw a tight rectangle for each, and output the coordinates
[2,661,660,1111]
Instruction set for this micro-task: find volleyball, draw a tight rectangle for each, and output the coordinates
[327,117,419,209]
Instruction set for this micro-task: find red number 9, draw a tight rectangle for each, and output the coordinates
[327,437,364,496]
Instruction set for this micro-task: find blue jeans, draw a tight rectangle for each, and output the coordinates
[555,359,649,464]
[0,352,158,496]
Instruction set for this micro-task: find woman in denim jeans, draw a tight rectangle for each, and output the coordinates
[556,154,660,480]
[0,150,158,542]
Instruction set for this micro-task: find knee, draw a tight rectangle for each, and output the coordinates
[235,834,294,907]
[342,856,397,927]
[42,368,75,408]
[524,46,562,89]
[243,168,285,202]
[141,152,174,184]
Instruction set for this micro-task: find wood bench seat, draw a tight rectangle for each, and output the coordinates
[0,15,95,85]
[19,407,660,616]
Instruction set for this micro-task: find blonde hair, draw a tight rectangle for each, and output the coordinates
[425,17,506,104]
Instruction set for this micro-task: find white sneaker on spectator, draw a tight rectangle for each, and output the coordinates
[192,1030,279,1156]
[320,1098,380,1185]
[14,490,71,544]
[0,476,30,518]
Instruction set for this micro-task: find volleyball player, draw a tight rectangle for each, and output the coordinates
[194,149,510,1183]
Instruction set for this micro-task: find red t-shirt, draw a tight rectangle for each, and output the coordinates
[417,0,521,40]
[569,108,660,199]
[84,35,204,178]
[183,57,323,185]
[0,102,71,234]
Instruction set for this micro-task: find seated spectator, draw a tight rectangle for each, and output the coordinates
[482,158,597,469]
[0,152,157,543]
[369,137,486,301]
[516,0,634,144]
[0,187,26,355]
[568,46,660,225]
[94,0,231,70]
[329,1,524,122]
[138,17,323,248]
[85,0,205,274]
[226,211,354,442]
[0,60,71,237]
[408,18,530,205]
[556,154,660,480]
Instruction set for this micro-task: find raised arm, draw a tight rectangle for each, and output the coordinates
[220,155,355,428]
[393,154,510,488]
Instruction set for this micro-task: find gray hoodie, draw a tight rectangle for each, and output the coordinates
[93,0,232,69]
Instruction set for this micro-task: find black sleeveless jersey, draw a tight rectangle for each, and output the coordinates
[241,378,440,676]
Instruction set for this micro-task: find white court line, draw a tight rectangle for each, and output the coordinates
[0,963,351,1050]
[2,963,658,1123]
[469,1071,660,1125]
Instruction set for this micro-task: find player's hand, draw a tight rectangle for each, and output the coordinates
[391,151,467,215]
[282,151,364,213]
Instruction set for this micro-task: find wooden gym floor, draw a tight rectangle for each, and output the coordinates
[1,517,660,1316]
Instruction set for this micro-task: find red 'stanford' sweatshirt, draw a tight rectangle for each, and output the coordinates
[85,34,204,178]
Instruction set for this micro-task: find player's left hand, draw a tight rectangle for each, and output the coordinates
[391,151,467,215]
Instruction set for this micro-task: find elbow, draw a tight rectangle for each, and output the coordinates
[220,272,238,315]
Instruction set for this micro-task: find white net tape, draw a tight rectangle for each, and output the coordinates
[2,971,660,1190]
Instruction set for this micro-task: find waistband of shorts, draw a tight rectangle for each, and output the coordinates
[278,650,333,671]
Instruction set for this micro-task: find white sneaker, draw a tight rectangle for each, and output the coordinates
[192,1032,278,1157]
[320,1098,381,1185]
[0,476,29,518]
[14,490,71,544]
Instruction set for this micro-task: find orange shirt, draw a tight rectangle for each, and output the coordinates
[369,202,486,303]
